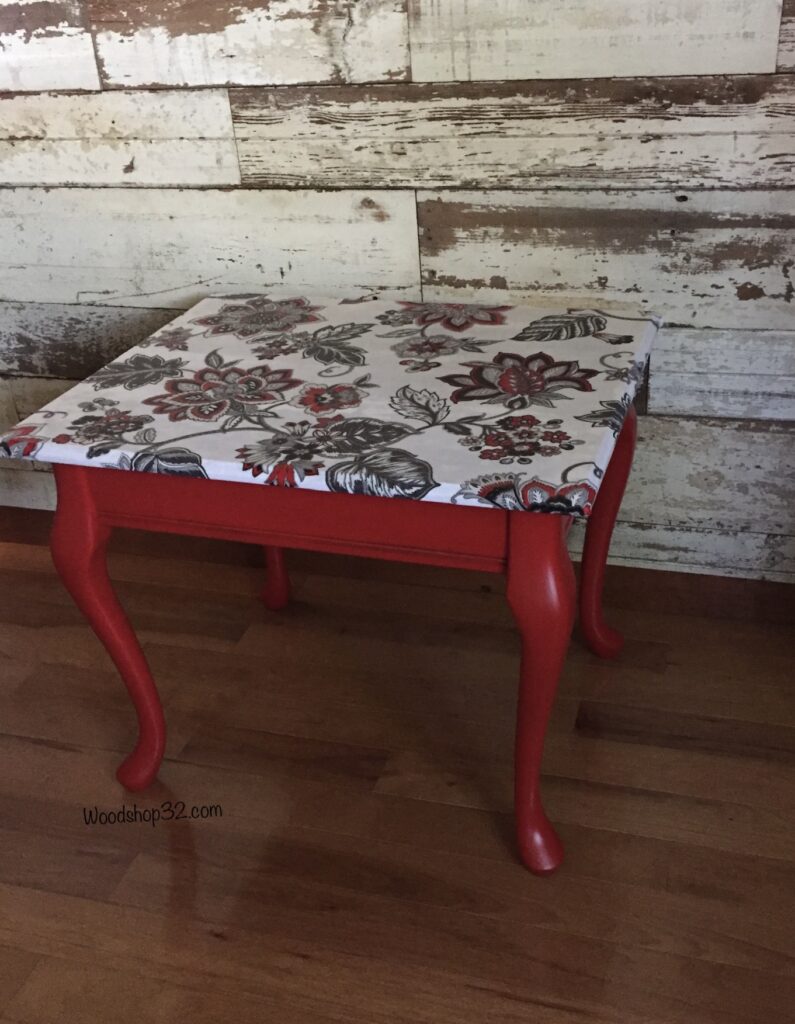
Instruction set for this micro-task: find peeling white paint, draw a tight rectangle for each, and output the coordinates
[409,0,784,81]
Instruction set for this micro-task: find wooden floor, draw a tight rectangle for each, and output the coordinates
[0,509,793,1024]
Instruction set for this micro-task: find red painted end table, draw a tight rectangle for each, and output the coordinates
[1,294,659,874]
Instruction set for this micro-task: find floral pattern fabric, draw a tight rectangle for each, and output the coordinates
[0,295,660,517]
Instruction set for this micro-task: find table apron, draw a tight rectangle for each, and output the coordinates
[58,464,512,573]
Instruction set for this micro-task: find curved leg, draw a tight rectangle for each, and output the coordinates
[580,405,637,659]
[50,466,166,791]
[507,513,576,875]
[261,546,290,611]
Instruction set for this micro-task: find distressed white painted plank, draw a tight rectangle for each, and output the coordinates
[0,0,100,92]
[0,188,421,308]
[231,76,795,189]
[0,378,17,433]
[0,90,240,187]
[90,0,408,88]
[408,0,783,82]
[0,466,55,508]
[778,0,795,71]
[569,522,793,583]
[9,375,74,420]
[649,329,795,419]
[624,416,794,536]
[0,301,174,377]
[419,190,795,330]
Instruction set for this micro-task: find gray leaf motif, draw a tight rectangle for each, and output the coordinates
[512,314,607,344]
[304,323,371,367]
[326,449,438,500]
[315,417,412,455]
[119,447,209,479]
[389,385,450,426]
[89,353,186,392]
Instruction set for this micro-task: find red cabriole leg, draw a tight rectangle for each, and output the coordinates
[50,466,166,791]
[579,405,638,659]
[261,546,291,611]
[507,512,576,875]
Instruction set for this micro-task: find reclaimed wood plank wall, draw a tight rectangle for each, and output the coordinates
[0,0,793,582]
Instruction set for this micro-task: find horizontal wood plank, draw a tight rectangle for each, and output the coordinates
[0,0,99,92]
[0,301,174,378]
[0,90,240,186]
[0,188,421,308]
[779,0,795,71]
[88,0,409,88]
[569,522,793,583]
[231,75,795,190]
[408,0,783,82]
[649,329,795,420]
[0,467,55,508]
[418,189,795,330]
[625,416,793,537]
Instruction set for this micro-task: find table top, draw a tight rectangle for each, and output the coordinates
[1,295,660,516]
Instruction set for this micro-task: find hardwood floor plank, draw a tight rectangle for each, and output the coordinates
[575,701,795,762]
[106,838,793,1024]
[108,824,795,975]
[0,946,40,1013]
[0,886,620,1024]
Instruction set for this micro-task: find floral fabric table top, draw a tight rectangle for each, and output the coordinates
[1,294,660,517]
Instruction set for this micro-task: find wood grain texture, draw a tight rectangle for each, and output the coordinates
[418,189,795,330]
[408,0,784,82]
[0,301,174,377]
[0,465,54,507]
[0,527,791,1023]
[649,329,795,420]
[569,521,793,583]
[0,188,421,308]
[0,0,99,92]
[231,75,795,190]
[779,0,795,71]
[0,90,240,186]
[88,0,409,88]
[625,416,793,537]
[567,415,795,583]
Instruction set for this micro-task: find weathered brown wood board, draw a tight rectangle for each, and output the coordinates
[0,90,241,187]
[407,0,784,81]
[418,190,795,331]
[0,301,174,376]
[88,0,409,88]
[0,0,100,92]
[0,188,421,307]
[779,0,795,71]
[649,330,795,420]
[231,76,795,190]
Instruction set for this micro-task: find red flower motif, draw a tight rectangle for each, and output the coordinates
[145,364,301,423]
[440,351,597,409]
[455,474,597,517]
[266,463,298,487]
[398,302,513,333]
[291,383,364,416]
[0,425,44,458]
[460,414,578,462]
[193,297,323,338]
